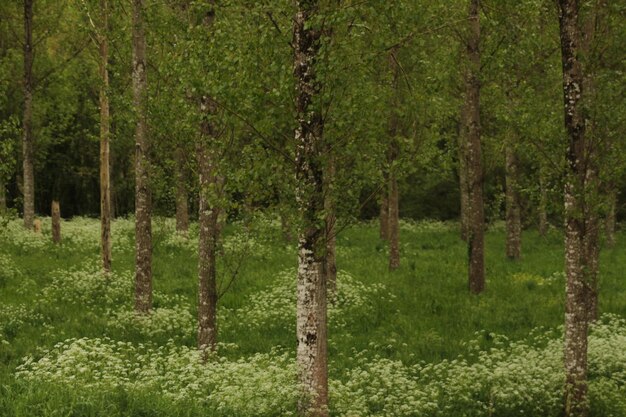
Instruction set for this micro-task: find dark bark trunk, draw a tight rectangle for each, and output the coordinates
[175,147,189,233]
[132,0,152,314]
[464,0,484,294]
[558,0,591,415]
[505,138,521,260]
[22,0,34,230]
[293,1,328,415]
[379,183,389,240]
[51,200,61,244]
[605,189,616,247]
[539,167,549,236]
[387,49,400,271]
[99,0,112,274]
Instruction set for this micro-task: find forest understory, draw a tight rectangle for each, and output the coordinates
[1,216,625,417]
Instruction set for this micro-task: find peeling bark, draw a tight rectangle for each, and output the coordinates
[293,1,328,415]
[463,0,484,293]
[99,0,112,274]
[22,0,34,230]
[558,0,591,415]
[505,138,521,260]
[132,0,152,314]
[51,200,61,244]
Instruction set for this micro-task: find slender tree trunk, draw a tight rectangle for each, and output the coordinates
[558,0,591,415]
[293,2,328,415]
[324,151,337,296]
[22,0,34,230]
[175,147,189,233]
[387,48,400,271]
[505,138,521,259]
[99,0,112,274]
[196,4,220,357]
[0,178,6,214]
[197,139,219,354]
[605,189,616,247]
[539,166,549,236]
[51,200,61,244]
[132,0,152,314]
[379,181,389,240]
[458,107,469,241]
[464,0,484,294]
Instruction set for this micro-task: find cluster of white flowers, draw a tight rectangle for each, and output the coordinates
[40,261,133,307]
[0,219,48,250]
[0,304,44,346]
[16,338,299,416]
[106,305,194,340]
[221,268,392,331]
[0,253,21,284]
[331,315,626,417]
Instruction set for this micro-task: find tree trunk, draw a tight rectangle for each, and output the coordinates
[464,0,484,294]
[458,106,469,241]
[51,200,61,244]
[539,166,549,236]
[197,139,219,355]
[324,152,337,296]
[99,0,112,274]
[558,0,590,415]
[0,178,6,214]
[388,172,400,270]
[605,189,616,247]
[22,0,34,230]
[387,48,400,271]
[505,139,521,259]
[293,2,328,415]
[132,0,152,314]
[379,183,389,240]
[196,4,220,357]
[175,147,189,233]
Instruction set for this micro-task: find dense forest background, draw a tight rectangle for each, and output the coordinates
[1,1,623,223]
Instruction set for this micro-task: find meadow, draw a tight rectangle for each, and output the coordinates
[0,215,625,416]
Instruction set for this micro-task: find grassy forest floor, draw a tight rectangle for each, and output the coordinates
[0,216,625,416]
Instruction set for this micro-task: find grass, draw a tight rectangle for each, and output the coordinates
[0,216,625,416]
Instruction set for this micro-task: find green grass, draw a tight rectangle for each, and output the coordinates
[1,218,625,416]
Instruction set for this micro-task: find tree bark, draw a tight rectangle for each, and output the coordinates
[132,0,152,314]
[175,147,189,233]
[99,0,112,274]
[539,166,549,236]
[505,138,521,259]
[0,178,6,214]
[387,49,400,271]
[379,182,389,240]
[558,0,591,415]
[196,4,220,357]
[458,106,469,241]
[293,1,328,415]
[605,189,616,247]
[51,200,61,244]
[463,0,484,294]
[22,0,35,230]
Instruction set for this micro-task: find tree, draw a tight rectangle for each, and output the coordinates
[98,0,112,273]
[293,0,328,415]
[504,131,521,259]
[557,0,592,414]
[132,0,152,314]
[461,0,484,293]
[22,0,35,230]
